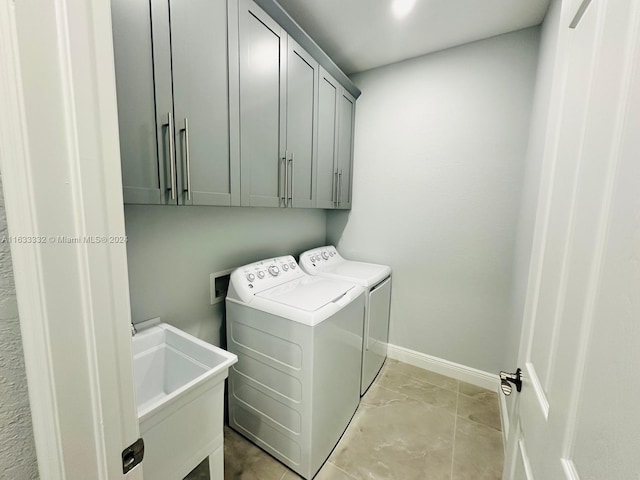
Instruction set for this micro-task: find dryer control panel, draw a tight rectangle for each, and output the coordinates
[227,256,305,303]
[299,245,343,273]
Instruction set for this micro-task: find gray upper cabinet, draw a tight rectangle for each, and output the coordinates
[112,0,167,204]
[171,0,237,206]
[286,40,318,208]
[112,0,238,206]
[316,68,355,209]
[113,0,356,209]
[316,68,340,209]
[238,0,286,207]
[336,90,356,209]
[238,0,324,209]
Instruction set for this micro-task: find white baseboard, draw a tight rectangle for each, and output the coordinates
[387,343,500,391]
[387,343,509,446]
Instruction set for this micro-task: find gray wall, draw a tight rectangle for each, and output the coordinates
[0,175,39,479]
[504,0,562,413]
[124,206,326,346]
[327,27,540,374]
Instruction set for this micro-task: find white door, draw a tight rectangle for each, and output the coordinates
[503,0,640,478]
[0,0,143,478]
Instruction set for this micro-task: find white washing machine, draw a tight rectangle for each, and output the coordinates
[299,246,391,395]
[225,255,365,480]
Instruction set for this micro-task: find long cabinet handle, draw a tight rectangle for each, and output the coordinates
[333,170,339,206]
[284,152,290,207]
[338,169,343,206]
[288,153,294,207]
[280,155,287,206]
[164,112,176,200]
[181,118,192,201]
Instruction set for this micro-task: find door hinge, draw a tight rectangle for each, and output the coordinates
[122,437,144,474]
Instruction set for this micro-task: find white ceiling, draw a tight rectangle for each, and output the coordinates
[276,0,551,75]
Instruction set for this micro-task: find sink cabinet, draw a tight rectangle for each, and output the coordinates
[112,0,238,206]
[133,322,237,480]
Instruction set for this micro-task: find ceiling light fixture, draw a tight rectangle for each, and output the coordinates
[391,0,416,19]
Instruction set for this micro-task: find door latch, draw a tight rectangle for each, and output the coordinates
[122,437,144,474]
[500,368,522,396]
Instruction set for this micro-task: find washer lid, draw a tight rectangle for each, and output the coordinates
[256,276,355,312]
[320,261,391,287]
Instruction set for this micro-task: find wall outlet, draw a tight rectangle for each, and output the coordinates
[210,268,234,305]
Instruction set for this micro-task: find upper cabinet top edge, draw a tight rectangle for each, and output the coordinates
[252,0,361,99]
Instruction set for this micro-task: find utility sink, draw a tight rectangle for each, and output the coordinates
[132,320,237,480]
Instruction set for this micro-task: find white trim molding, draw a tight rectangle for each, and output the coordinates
[386,343,500,392]
[0,1,65,477]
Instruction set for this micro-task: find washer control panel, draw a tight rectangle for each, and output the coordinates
[229,255,304,302]
[299,245,343,272]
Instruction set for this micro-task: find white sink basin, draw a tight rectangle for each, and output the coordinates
[133,321,237,480]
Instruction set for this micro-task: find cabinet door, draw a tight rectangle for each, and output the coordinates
[286,39,317,208]
[171,0,238,206]
[315,68,339,209]
[111,0,172,204]
[336,90,355,209]
[238,0,287,207]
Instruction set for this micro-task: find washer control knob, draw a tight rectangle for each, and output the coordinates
[282,264,289,271]
[321,251,329,260]
[329,251,335,257]
[289,262,296,269]
[246,273,255,282]
[268,265,280,276]
[257,271,265,279]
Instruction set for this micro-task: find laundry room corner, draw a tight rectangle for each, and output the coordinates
[327,27,541,378]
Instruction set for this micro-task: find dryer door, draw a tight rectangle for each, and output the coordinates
[362,276,391,395]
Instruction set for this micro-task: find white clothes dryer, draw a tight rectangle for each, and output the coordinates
[299,246,391,395]
[225,255,364,479]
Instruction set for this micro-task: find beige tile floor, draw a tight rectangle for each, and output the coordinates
[187,359,504,480]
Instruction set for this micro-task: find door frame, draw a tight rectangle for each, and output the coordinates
[0,0,142,478]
